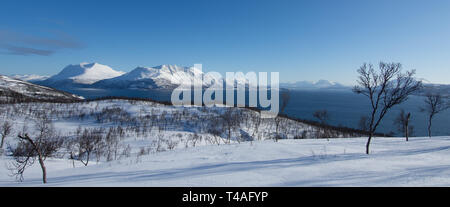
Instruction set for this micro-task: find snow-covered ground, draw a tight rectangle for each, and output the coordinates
[1,136,450,186]
[0,99,448,186]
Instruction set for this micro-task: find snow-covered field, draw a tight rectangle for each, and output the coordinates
[0,99,448,186]
[1,136,450,186]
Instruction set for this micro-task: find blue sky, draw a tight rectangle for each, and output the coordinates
[1,0,450,84]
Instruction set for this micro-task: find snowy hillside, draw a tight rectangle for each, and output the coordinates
[40,63,125,87]
[1,136,450,186]
[0,99,364,185]
[0,75,83,102]
[0,99,448,186]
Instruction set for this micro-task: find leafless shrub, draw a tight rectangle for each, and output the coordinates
[313,110,330,125]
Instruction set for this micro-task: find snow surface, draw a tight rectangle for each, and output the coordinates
[1,136,450,187]
[0,99,448,187]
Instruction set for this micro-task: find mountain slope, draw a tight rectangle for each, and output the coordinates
[0,75,83,102]
[11,74,49,82]
[39,63,125,87]
[94,64,221,89]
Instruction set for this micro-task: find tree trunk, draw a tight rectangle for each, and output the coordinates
[0,136,4,148]
[17,134,47,183]
[37,154,47,184]
[70,153,75,168]
[275,119,279,142]
[405,113,410,142]
[85,152,90,166]
[81,152,90,166]
[428,115,433,138]
[366,132,373,154]
[228,128,231,144]
[405,124,409,142]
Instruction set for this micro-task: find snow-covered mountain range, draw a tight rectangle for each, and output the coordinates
[27,63,250,90]
[12,62,450,94]
[94,64,221,89]
[0,75,83,102]
[280,80,350,90]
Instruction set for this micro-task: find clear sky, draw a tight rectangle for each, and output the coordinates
[1,0,450,85]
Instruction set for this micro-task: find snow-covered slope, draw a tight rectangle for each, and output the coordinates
[1,136,450,186]
[0,75,83,102]
[94,64,221,89]
[41,63,125,87]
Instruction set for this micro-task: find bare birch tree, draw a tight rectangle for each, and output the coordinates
[0,121,12,149]
[353,62,422,154]
[10,118,62,183]
[421,93,449,137]
[394,110,413,141]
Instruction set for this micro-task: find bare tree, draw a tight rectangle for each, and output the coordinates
[353,62,422,154]
[77,129,95,166]
[221,108,240,144]
[10,119,62,183]
[358,115,370,132]
[394,110,413,141]
[65,139,77,168]
[274,91,291,141]
[313,110,330,125]
[105,127,121,161]
[421,93,449,137]
[207,126,222,146]
[0,121,13,149]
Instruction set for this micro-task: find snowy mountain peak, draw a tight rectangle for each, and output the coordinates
[46,63,125,85]
[94,64,216,89]
[313,79,335,87]
[80,62,95,67]
[106,65,203,87]
[153,64,203,75]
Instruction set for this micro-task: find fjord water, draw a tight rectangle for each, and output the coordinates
[285,90,450,137]
[66,88,449,137]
